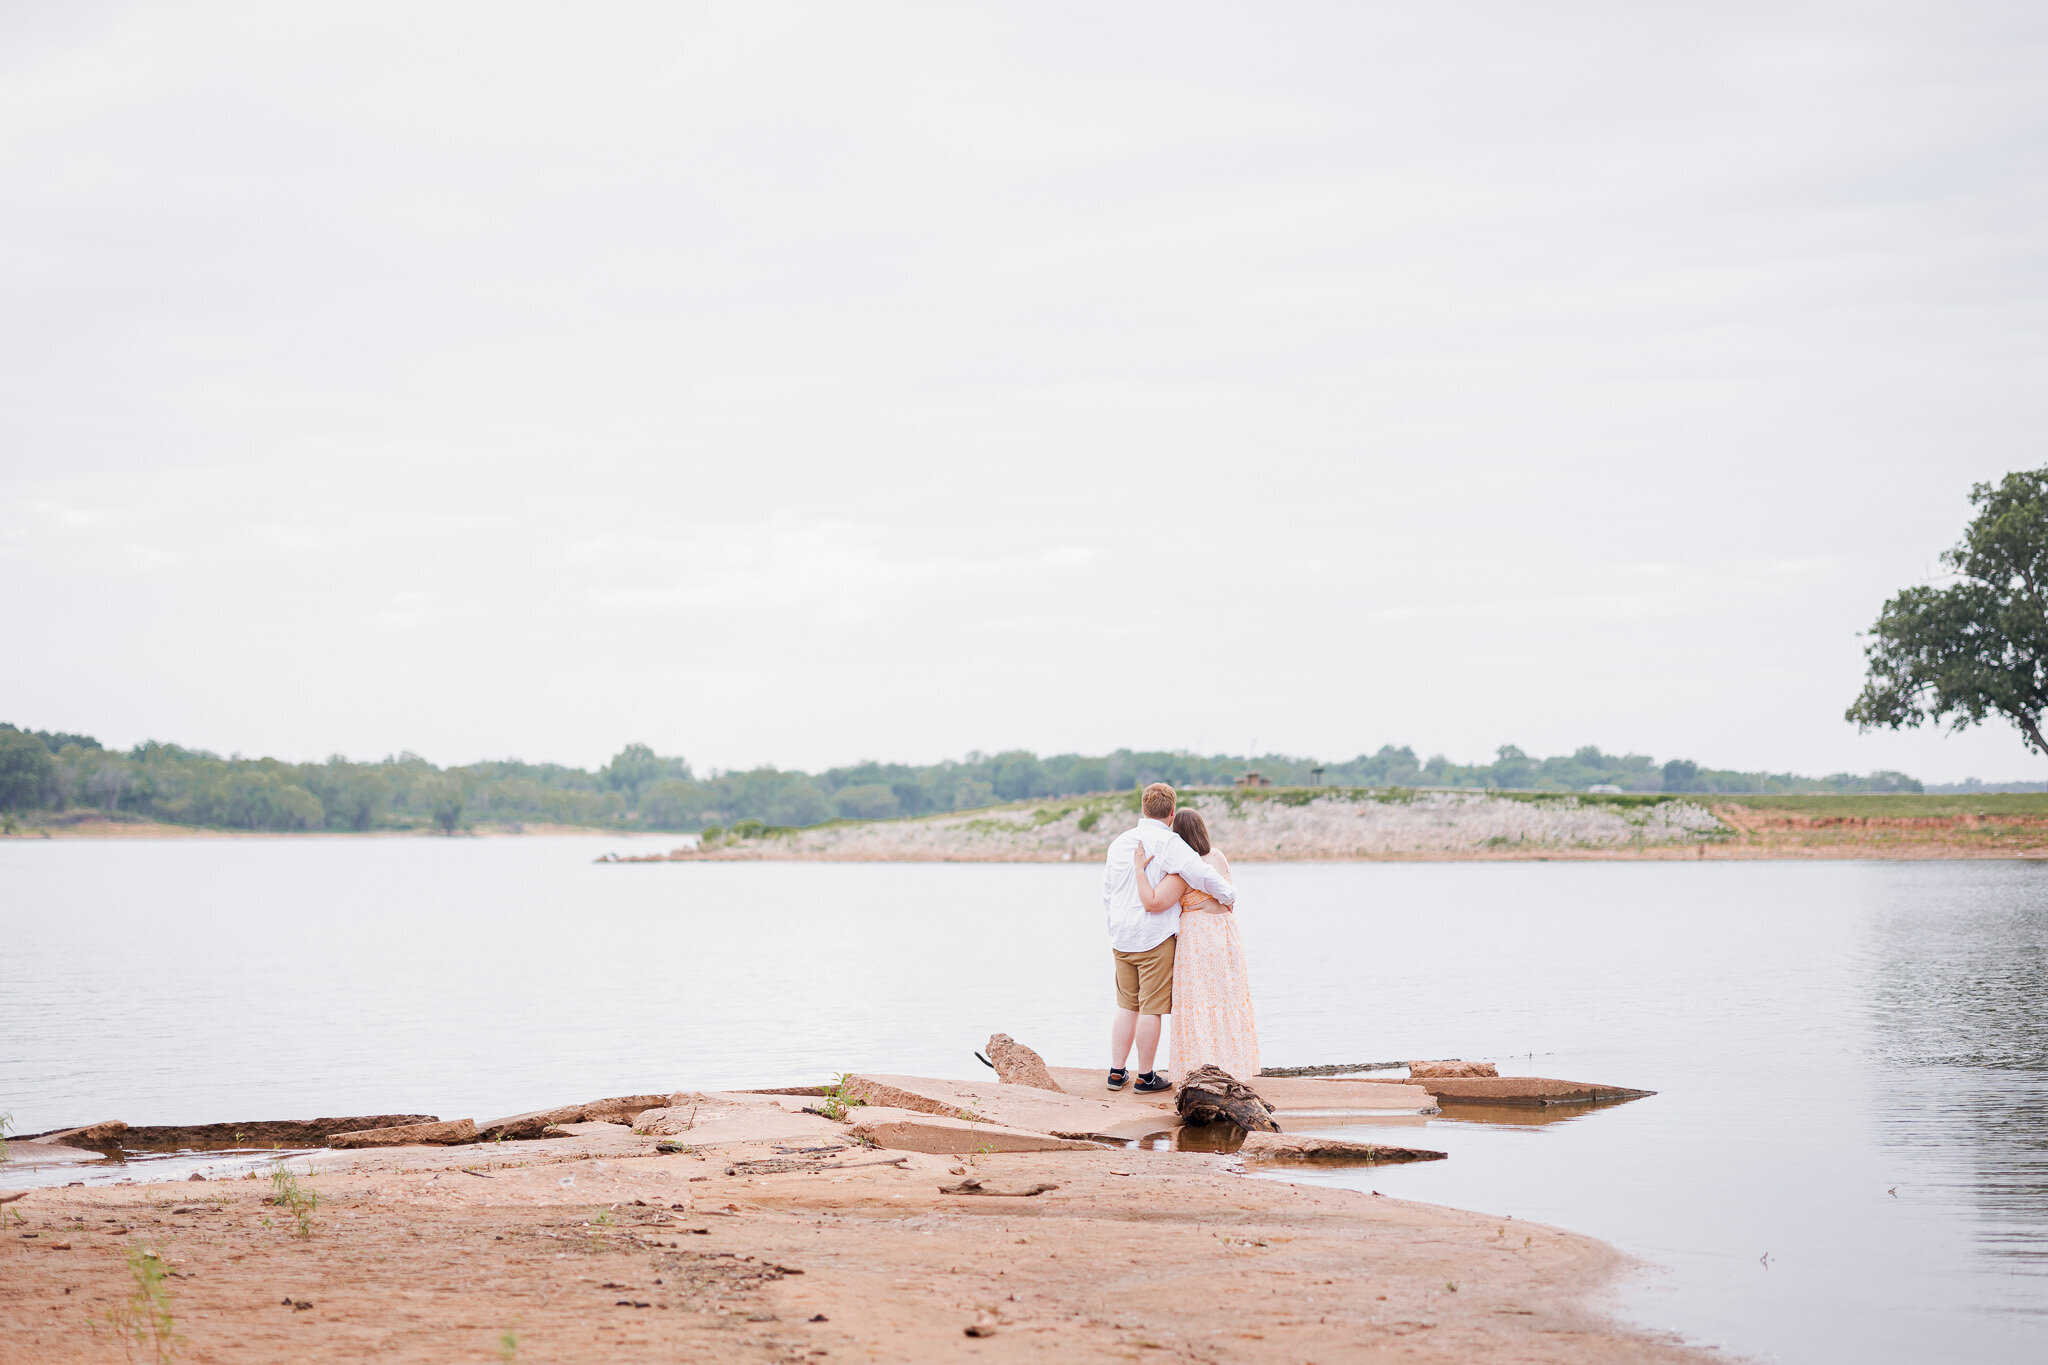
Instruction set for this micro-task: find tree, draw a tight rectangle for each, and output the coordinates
[1848,469,2048,758]
[412,775,465,834]
[833,783,900,819]
[640,778,709,829]
[0,728,55,811]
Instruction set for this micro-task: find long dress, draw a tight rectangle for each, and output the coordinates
[1171,877,1261,1085]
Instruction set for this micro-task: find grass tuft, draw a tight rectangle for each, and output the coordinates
[105,1243,181,1362]
[816,1073,867,1122]
[267,1156,318,1237]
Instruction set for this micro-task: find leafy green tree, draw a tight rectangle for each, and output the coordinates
[833,783,900,819]
[412,775,465,834]
[989,751,1049,801]
[1849,468,2048,757]
[1490,745,1536,789]
[640,778,709,829]
[0,728,55,811]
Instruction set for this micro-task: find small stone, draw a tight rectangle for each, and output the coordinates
[965,1323,997,1337]
[809,1314,829,1322]
[187,1173,205,1181]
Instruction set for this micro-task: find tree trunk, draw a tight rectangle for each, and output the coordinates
[1175,1064,1280,1132]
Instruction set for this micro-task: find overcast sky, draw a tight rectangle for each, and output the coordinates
[4,2,2045,781]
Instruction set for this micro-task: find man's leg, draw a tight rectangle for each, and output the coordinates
[1133,1012,1162,1074]
[1110,951,1142,1081]
[1110,1007,1138,1070]
[1132,936,1177,1090]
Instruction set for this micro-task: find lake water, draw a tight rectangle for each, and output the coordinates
[3,838,2045,1362]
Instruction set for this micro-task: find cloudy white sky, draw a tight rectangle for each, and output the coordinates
[4,2,2045,781]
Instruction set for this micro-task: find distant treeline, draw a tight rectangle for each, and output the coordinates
[0,723,1923,834]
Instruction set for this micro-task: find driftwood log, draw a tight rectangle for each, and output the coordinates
[939,1177,1059,1197]
[1175,1065,1280,1132]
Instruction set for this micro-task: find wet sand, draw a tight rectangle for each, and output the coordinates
[1,1116,1714,1363]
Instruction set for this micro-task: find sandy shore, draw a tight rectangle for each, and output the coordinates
[0,1113,1712,1365]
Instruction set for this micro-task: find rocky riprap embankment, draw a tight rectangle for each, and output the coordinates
[645,790,1723,862]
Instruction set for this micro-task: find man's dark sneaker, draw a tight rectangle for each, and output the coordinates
[1106,1068,1129,1091]
[1134,1071,1172,1093]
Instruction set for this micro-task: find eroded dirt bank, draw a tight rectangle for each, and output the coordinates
[1,1124,1712,1364]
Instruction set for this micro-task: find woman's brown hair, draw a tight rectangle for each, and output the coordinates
[1171,808,1211,855]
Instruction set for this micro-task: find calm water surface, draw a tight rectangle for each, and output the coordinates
[3,838,2045,1362]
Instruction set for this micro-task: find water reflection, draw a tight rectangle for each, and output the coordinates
[1867,863,2048,1299]
[1432,1099,1640,1127]
[1134,1125,1244,1153]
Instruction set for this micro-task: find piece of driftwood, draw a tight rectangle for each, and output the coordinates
[939,1177,1058,1197]
[1176,1065,1280,1132]
[724,1155,908,1177]
[0,1190,29,1205]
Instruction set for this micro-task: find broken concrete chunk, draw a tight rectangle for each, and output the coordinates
[847,1107,1108,1154]
[1407,1060,1498,1079]
[1402,1076,1656,1106]
[31,1121,129,1147]
[476,1094,677,1140]
[579,1094,675,1125]
[1237,1131,1448,1164]
[477,1107,586,1141]
[329,1118,479,1148]
[986,1034,1063,1092]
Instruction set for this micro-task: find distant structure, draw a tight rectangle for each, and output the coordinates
[1236,771,1272,788]
[1309,766,1325,786]
[1588,784,1623,794]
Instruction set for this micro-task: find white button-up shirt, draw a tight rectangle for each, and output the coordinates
[1102,816,1238,954]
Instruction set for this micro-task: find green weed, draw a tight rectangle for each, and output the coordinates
[816,1074,867,1123]
[497,1329,521,1363]
[106,1243,181,1362]
[267,1157,318,1237]
[1,1110,11,1161]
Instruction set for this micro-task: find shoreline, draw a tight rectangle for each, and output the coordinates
[0,1080,1714,1364]
[17,790,2048,861]
[0,819,641,840]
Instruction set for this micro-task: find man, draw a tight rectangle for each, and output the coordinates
[1101,782,1237,1093]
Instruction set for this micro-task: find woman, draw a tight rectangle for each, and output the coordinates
[1133,809,1261,1085]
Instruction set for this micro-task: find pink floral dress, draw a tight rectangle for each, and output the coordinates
[1171,860,1261,1085]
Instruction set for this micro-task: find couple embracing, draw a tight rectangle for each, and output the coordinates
[1100,782,1260,1093]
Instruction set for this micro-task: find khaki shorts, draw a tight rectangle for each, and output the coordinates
[1113,937,1176,1015]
